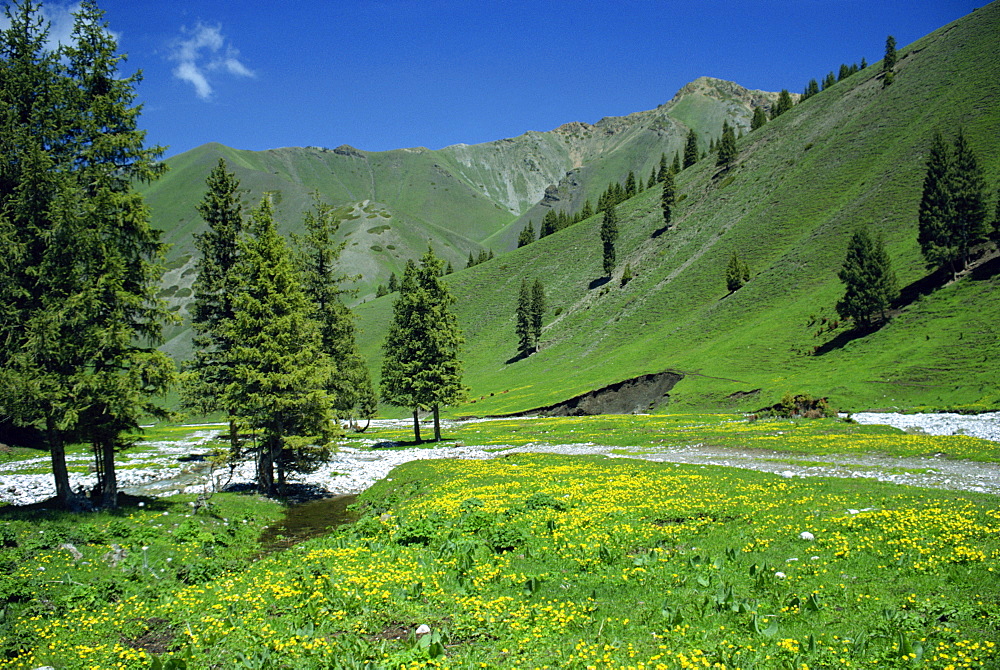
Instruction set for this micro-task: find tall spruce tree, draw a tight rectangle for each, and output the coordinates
[530,279,545,350]
[716,121,738,170]
[221,197,335,495]
[661,169,676,228]
[683,129,699,169]
[657,152,669,181]
[918,130,990,276]
[184,159,244,450]
[949,130,990,270]
[0,1,173,508]
[600,205,619,277]
[294,197,377,432]
[381,248,465,442]
[836,228,897,330]
[515,279,532,357]
[751,106,768,130]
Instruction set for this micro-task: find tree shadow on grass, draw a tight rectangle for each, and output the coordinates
[814,257,994,357]
[651,224,671,239]
[589,276,610,290]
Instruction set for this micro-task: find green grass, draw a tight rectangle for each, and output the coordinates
[4,451,997,669]
[351,5,1000,417]
[360,414,1000,462]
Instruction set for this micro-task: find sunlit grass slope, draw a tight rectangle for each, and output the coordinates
[355,3,1000,415]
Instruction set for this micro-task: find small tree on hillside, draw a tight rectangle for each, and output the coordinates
[661,170,676,228]
[770,89,794,119]
[517,220,536,247]
[600,205,619,277]
[716,121,738,170]
[725,252,751,293]
[683,129,699,169]
[836,228,897,330]
[882,35,897,87]
[751,106,768,130]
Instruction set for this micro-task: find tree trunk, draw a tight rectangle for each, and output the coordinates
[45,415,72,506]
[433,405,441,442]
[100,437,118,509]
[257,434,274,495]
[228,418,240,453]
[412,407,421,443]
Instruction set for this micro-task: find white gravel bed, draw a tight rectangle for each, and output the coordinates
[850,411,1000,442]
[3,414,999,506]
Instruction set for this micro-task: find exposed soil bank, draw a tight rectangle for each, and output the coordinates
[512,371,684,417]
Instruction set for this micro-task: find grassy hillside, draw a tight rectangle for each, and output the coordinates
[354,3,1000,416]
[142,78,774,305]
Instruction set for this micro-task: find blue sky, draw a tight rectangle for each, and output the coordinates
[11,1,984,158]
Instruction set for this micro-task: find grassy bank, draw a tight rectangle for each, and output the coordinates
[2,424,997,669]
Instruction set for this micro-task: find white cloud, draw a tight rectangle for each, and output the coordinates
[170,22,254,100]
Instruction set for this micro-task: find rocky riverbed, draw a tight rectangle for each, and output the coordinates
[3,414,999,506]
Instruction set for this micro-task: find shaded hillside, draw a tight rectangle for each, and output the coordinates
[354,3,1000,415]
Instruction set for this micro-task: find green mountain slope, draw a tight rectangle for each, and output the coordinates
[353,3,1000,415]
[143,78,779,356]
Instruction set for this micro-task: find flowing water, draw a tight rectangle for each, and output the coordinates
[258,494,359,552]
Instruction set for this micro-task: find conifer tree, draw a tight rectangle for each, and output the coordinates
[381,249,465,442]
[950,129,990,270]
[822,72,836,90]
[751,106,768,130]
[882,35,897,87]
[725,252,751,293]
[918,130,990,276]
[625,170,637,197]
[917,131,953,269]
[658,152,669,181]
[185,159,244,451]
[672,152,682,174]
[517,220,536,247]
[540,209,559,237]
[294,198,377,432]
[648,170,657,189]
[580,200,593,220]
[836,229,897,330]
[515,279,532,357]
[0,1,173,508]
[222,198,335,495]
[683,129,699,169]
[600,205,619,277]
[716,121,738,170]
[661,170,676,228]
[387,272,399,292]
[530,279,545,349]
[771,89,794,119]
[801,79,820,101]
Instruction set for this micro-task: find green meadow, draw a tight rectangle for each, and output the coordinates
[2,416,998,669]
